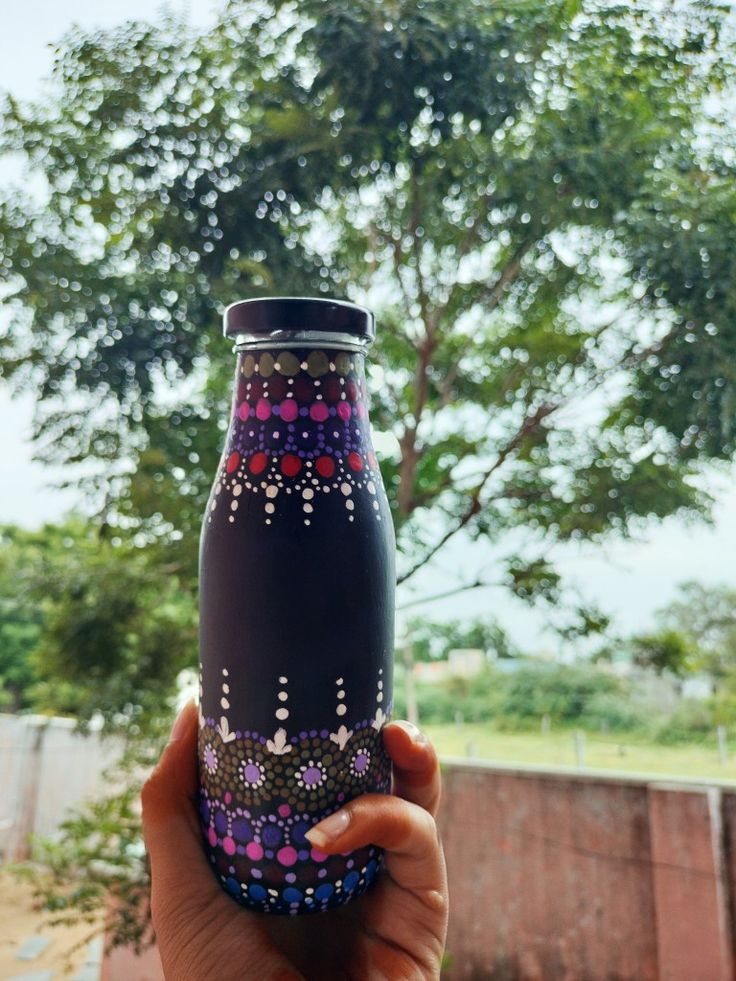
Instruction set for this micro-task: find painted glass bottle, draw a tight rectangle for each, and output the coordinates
[198,297,395,915]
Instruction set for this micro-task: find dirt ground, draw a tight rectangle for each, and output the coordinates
[0,869,101,980]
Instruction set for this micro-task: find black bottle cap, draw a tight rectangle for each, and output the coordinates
[223,296,375,342]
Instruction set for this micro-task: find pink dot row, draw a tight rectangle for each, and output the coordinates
[238,399,362,423]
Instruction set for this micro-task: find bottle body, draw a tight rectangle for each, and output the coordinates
[198,341,394,915]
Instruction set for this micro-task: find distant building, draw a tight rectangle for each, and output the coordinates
[448,649,486,678]
[413,660,453,684]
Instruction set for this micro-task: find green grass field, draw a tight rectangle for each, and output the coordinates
[424,723,736,782]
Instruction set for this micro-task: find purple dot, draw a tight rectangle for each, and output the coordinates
[252,868,263,879]
[244,763,261,783]
[299,407,308,416]
[318,868,327,878]
[309,729,317,737]
[303,765,323,786]
[265,849,274,859]
[320,729,329,738]
[297,849,310,861]
[354,752,369,773]
[299,731,307,739]
[285,872,297,883]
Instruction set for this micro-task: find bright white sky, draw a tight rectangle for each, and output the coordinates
[0,0,734,656]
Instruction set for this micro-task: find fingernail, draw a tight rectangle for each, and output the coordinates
[170,701,194,742]
[304,809,351,848]
[394,720,427,745]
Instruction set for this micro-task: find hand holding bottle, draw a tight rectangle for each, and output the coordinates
[142,701,449,981]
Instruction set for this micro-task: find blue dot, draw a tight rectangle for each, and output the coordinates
[262,825,282,847]
[232,818,253,842]
[225,877,241,896]
[291,821,310,844]
[315,883,334,901]
[283,887,303,903]
[365,859,377,882]
[214,812,228,833]
[249,884,267,901]
[343,871,359,892]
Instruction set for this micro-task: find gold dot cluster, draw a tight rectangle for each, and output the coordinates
[198,723,391,815]
[241,350,354,379]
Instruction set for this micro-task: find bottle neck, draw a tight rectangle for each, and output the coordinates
[233,346,369,417]
[226,344,376,475]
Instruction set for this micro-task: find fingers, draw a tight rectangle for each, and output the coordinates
[383,720,441,817]
[305,793,446,901]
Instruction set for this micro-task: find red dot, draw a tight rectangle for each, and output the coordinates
[281,454,301,477]
[293,377,314,401]
[226,452,240,474]
[348,452,363,472]
[316,456,335,478]
[249,452,268,474]
[323,377,342,403]
[346,380,358,402]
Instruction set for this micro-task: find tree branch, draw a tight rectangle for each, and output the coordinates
[397,400,559,584]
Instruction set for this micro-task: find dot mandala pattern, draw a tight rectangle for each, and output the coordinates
[208,349,384,527]
[198,712,393,915]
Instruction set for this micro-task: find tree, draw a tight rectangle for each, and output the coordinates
[0,521,197,721]
[1,0,735,628]
[629,629,694,678]
[406,615,519,662]
[657,581,736,693]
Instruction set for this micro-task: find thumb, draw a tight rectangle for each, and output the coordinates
[141,701,220,901]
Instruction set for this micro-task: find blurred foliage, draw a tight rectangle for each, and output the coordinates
[405,615,519,662]
[0,522,196,723]
[25,710,172,951]
[0,0,735,609]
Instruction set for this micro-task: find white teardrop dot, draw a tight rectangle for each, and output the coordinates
[265,503,275,515]
[221,698,230,709]
[303,503,313,514]
[336,704,347,716]
[278,691,288,701]
[223,669,229,677]
[341,482,351,496]
[336,678,344,685]
[345,500,355,511]
[233,484,243,497]
[279,676,288,684]
[276,707,289,720]
[231,500,239,511]
[367,481,376,494]
[377,692,383,703]
[266,485,278,498]
[378,681,383,690]
[303,488,314,500]
[337,690,345,699]
[223,684,230,694]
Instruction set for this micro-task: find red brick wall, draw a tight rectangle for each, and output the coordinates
[438,761,736,980]
[103,761,736,980]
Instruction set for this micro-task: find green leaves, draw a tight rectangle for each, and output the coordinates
[1,0,735,604]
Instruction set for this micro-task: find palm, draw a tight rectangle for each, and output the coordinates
[144,712,447,981]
